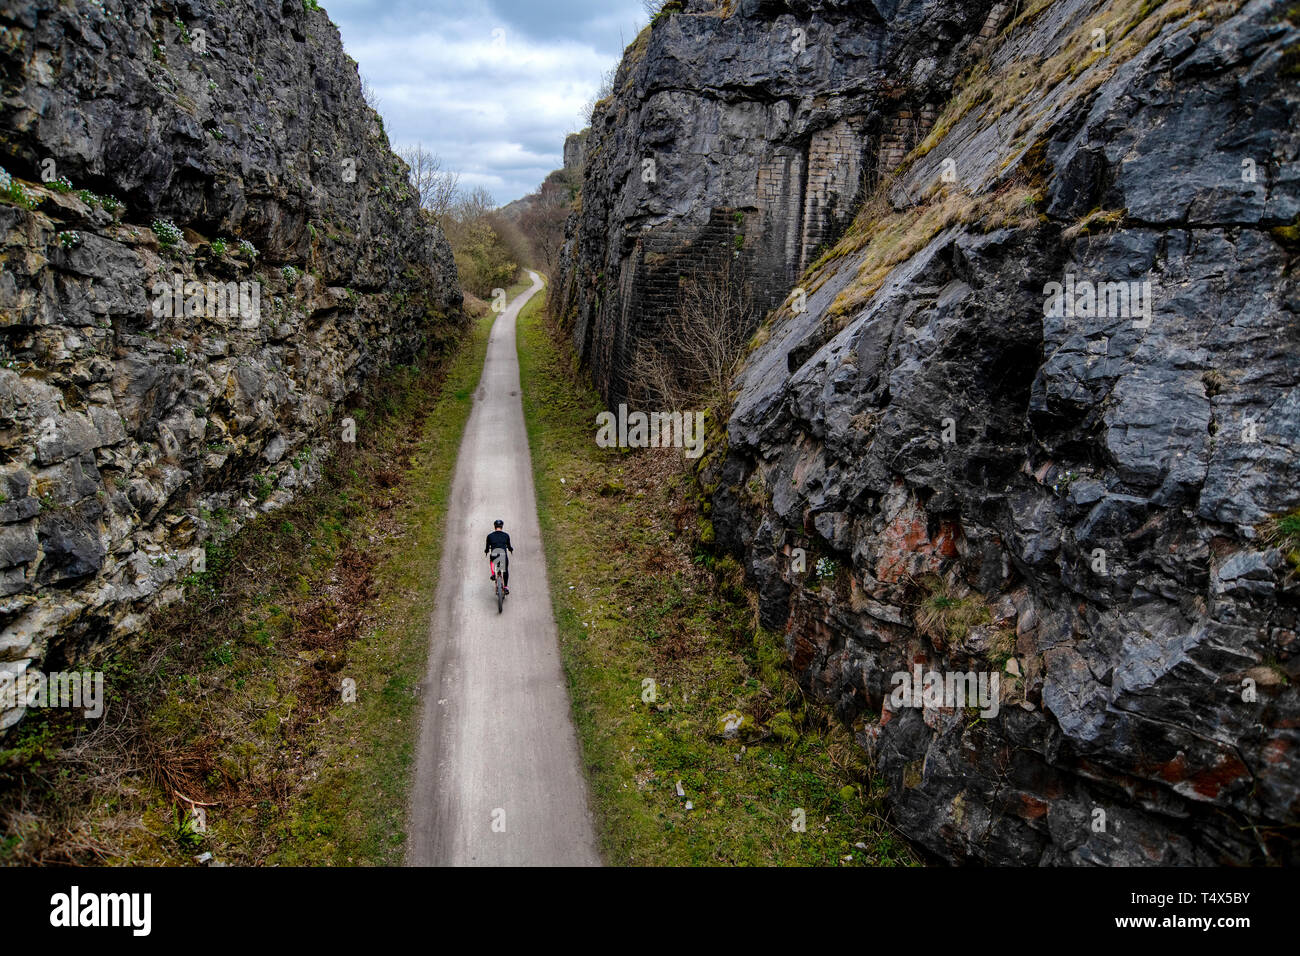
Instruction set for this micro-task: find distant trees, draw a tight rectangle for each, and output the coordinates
[449,184,495,223]
[396,147,522,299]
[516,167,579,276]
[444,219,516,298]
[398,144,583,299]
[488,211,534,281]
[439,187,518,299]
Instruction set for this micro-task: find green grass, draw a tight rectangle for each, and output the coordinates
[1263,508,1300,576]
[913,575,993,649]
[506,274,533,299]
[517,291,916,866]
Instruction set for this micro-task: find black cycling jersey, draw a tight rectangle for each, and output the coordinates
[485,530,513,555]
[486,529,513,589]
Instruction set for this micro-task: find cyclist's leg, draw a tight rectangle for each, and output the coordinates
[502,554,509,589]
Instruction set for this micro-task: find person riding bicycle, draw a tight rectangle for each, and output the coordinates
[485,519,513,595]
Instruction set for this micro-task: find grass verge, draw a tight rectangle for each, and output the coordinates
[518,291,916,866]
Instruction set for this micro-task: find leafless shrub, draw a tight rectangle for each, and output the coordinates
[517,167,579,275]
[360,73,382,111]
[583,66,618,124]
[633,256,755,412]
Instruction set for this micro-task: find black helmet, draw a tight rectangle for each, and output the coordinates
[493,519,504,528]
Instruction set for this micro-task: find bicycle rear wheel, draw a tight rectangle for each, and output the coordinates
[496,571,504,613]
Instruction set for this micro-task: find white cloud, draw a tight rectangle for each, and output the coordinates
[326,0,646,204]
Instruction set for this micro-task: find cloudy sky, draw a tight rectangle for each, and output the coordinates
[325,0,648,205]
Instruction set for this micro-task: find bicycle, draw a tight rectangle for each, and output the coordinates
[489,547,507,613]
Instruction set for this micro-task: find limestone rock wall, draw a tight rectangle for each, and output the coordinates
[560,0,1300,864]
[0,0,462,728]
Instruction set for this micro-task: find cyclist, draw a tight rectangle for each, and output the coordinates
[484,519,513,595]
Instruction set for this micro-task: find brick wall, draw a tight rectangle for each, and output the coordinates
[564,90,946,404]
[601,209,752,398]
[756,147,807,290]
[972,1,1012,53]
[799,120,868,273]
[876,104,940,181]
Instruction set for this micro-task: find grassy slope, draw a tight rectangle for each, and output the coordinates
[0,311,495,865]
[517,291,916,866]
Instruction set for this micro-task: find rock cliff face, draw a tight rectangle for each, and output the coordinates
[553,0,1010,401]
[559,0,1300,863]
[0,0,461,728]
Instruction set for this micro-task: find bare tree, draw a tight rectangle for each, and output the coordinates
[517,170,577,274]
[360,73,382,111]
[437,186,523,297]
[451,185,497,224]
[634,255,756,410]
[400,144,462,220]
[583,65,618,124]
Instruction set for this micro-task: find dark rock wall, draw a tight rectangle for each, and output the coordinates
[0,0,462,727]
[553,0,1004,402]
[561,0,1300,863]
